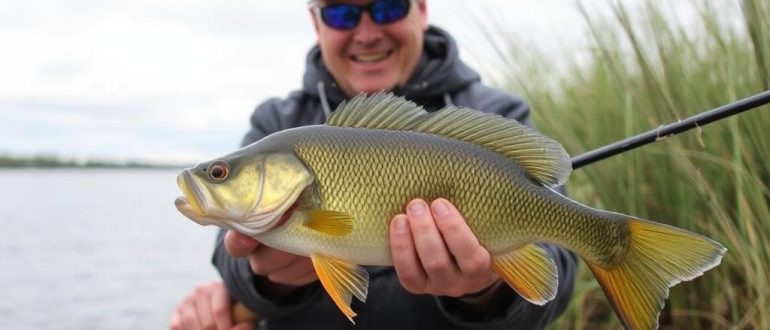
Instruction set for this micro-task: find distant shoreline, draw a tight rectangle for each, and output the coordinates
[0,155,187,169]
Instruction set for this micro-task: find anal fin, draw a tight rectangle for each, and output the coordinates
[310,254,369,323]
[491,244,558,305]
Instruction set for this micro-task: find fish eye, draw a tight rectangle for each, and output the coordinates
[207,160,230,182]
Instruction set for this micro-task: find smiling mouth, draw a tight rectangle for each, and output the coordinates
[352,50,393,63]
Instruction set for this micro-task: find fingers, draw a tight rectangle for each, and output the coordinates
[171,281,233,330]
[389,214,427,292]
[390,198,499,297]
[247,242,318,287]
[176,294,203,330]
[226,230,316,287]
[193,285,215,329]
[247,245,297,274]
[259,256,317,286]
[170,310,182,330]
[225,231,260,257]
[169,304,184,330]
[406,199,460,289]
[430,199,492,276]
[247,244,317,286]
[209,283,234,330]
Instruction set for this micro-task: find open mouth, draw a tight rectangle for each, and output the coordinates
[352,50,393,64]
[175,170,205,217]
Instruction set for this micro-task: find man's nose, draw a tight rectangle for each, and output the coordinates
[352,12,384,44]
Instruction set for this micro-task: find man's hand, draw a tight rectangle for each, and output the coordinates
[170,281,254,330]
[224,198,500,300]
[224,231,317,294]
[389,198,501,298]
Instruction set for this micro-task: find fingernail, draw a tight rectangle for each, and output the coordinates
[408,200,426,216]
[431,199,450,217]
[393,215,407,232]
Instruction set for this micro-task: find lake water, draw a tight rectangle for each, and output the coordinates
[0,169,222,329]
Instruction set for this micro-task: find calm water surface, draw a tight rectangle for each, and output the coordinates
[0,169,221,329]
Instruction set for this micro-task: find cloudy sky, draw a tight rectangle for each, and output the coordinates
[1,0,686,165]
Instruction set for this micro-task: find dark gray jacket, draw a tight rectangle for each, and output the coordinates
[213,26,576,330]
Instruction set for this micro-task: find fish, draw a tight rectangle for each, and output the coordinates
[175,92,726,329]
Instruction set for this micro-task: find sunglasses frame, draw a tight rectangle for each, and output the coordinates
[311,0,413,30]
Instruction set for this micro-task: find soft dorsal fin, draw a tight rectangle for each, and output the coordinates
[326,92,571,186]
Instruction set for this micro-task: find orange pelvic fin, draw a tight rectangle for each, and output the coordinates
[310,254,369,323]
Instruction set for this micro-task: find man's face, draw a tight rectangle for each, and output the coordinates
[310,0,428,97]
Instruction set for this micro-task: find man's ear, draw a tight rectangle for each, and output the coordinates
[417,0,428,30]
[308,7,321,34]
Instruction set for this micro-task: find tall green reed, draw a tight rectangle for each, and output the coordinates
[481,0,769,328]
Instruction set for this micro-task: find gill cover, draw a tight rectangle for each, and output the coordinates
[238,152,314,236]
[176,151,314,237]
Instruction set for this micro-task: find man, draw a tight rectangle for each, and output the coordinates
[171,0,576,329]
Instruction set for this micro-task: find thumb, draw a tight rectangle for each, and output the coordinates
[225,230,260,257]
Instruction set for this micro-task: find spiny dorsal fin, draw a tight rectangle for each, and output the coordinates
[326,92,427,130]
[326,92,571,186]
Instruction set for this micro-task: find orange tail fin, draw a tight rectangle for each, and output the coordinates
[585,218,726,330]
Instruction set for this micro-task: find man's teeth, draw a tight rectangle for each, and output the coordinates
[354,52,389,63]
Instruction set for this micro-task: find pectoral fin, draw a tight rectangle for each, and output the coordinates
[304,210,353,236]
[310,254,369,323]
[491,244,558,305]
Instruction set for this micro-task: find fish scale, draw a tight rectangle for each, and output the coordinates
[251,125,630,266]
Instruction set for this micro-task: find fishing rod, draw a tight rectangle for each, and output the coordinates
[571,90,770,170]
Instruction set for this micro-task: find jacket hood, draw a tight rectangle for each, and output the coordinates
[302,26,481,108]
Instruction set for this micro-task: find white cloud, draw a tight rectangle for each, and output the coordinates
[0,0,703,164]
[0,1,317,163]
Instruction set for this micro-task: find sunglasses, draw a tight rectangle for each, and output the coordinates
[314,0,412,30]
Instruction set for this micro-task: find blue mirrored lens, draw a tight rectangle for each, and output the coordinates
[370,0,410,24]
[320,0,411,30]
[321,5,361,30]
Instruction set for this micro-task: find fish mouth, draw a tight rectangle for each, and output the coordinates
[175,170,207,223]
